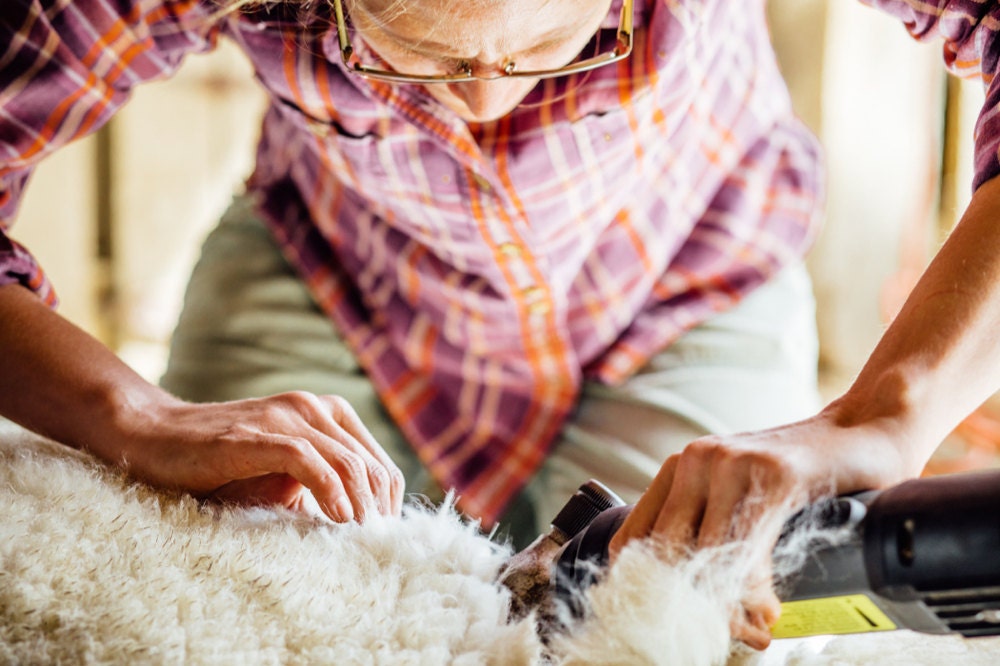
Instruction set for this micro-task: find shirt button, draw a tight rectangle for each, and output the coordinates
[306,119,330,138]
[522,285,551,315]
[528,299,552,316]
[522,285,544,300]
[471,172,492,191]
[498,242,522,257]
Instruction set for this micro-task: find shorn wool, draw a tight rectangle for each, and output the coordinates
[1,420,998,665]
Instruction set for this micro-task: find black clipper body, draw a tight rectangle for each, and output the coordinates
[506,469,1000,640]
[497,479,627,623]
[773,469,1000,639]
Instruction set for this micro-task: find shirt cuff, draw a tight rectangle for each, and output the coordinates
[0,233,58,307]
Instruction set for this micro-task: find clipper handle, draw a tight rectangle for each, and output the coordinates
[551,470,1000,638]
[498,480,625,620]
[554,496,865,603]
[553,504,631,614]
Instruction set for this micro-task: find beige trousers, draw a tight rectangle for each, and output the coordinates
[161,198,822,546]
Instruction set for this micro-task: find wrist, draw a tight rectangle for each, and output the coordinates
[825,365,941,479]
[80,376,182,466]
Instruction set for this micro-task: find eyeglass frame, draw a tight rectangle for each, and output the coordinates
[331,0,634,84]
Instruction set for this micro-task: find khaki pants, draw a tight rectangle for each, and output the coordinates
[162,198,821,546]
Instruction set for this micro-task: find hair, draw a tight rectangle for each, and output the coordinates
[208,0,330,24]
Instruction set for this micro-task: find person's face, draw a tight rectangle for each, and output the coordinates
[348,0,614,122]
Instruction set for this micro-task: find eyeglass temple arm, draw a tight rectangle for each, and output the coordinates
[332,0,355,61]
[618,0,634,52]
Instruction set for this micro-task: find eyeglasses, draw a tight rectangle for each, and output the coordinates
[331,0,634,84]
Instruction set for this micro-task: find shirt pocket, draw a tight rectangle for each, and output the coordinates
[274,96,389,180]
[576,104,646,183]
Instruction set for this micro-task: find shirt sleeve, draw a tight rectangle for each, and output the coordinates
[861,0,1000,190]
[0,0,222,302]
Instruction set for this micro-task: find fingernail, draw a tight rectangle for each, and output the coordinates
[335,498,354,522]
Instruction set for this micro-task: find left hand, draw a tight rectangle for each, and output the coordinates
[608,407,912,649]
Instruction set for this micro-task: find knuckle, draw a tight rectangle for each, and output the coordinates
[315,467,342,492]
[751,452,793,480]
[335,451,366,481]
[744,454,798,497]
[365,462,391,488]
[279,390,323,415]
[388,466,405,492]
[279,389,312,403]
[687,437,724,458]
[276,435,313,461]
[254,400,293,426]
[680,437,726,467]
[326,395,357,420]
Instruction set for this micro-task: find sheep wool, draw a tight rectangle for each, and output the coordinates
[2,420,999,665]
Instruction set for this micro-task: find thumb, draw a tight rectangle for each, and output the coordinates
[209,473,306,508]
[732,554,781,650]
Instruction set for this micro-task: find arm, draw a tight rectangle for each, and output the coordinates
[610,0,1000,649]
[0,283,404,520]
[831,173,1000,467]
[610,176,1000,648]
[0,1,403,520]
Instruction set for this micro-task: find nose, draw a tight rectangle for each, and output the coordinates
[448,77,531,121]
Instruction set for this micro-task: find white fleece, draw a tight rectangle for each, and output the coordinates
[1,420,998,665]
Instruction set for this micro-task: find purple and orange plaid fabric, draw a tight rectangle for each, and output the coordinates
[1,0,892,523]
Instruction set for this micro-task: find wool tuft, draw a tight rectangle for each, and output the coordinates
[2,420,999,665]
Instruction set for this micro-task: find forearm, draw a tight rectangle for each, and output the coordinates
[0,282,404,520]
[0,283,171,462]
[831,175,1000,474]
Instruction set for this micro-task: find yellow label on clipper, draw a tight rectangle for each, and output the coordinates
[771,594,897,639]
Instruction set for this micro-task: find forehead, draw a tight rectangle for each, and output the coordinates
[350,0,601,50]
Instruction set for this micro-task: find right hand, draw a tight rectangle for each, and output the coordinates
[606,408,914,650]
[103,390,405,523]
[0,283,403,523]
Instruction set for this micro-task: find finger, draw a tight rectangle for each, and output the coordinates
[235,433,357,523]
[732,607,774,651]
[318,423,392,518]
[650,445,713,545]
[736,586,780,650]
[756,587,782,629]
[316,395,405,516]
[277,392,392,518]
[260,424,381,522]
[744,556,782,626]
[695,465,750,549]
[734,554,781,650]
[324,443,380,523]
[210,473,304,507]
[609,455,679,560]
[697,470,785,651]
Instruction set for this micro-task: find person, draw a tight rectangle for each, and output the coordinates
[1,0,996,650]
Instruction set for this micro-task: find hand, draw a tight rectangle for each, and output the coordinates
[607,407,913,650]
[605,176,1000,649]
[105,390,405,523]
[0,284,404,524]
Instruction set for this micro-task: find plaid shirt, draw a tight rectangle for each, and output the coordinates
[0,0,837,524]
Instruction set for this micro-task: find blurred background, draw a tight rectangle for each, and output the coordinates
[11,0,1000,472]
